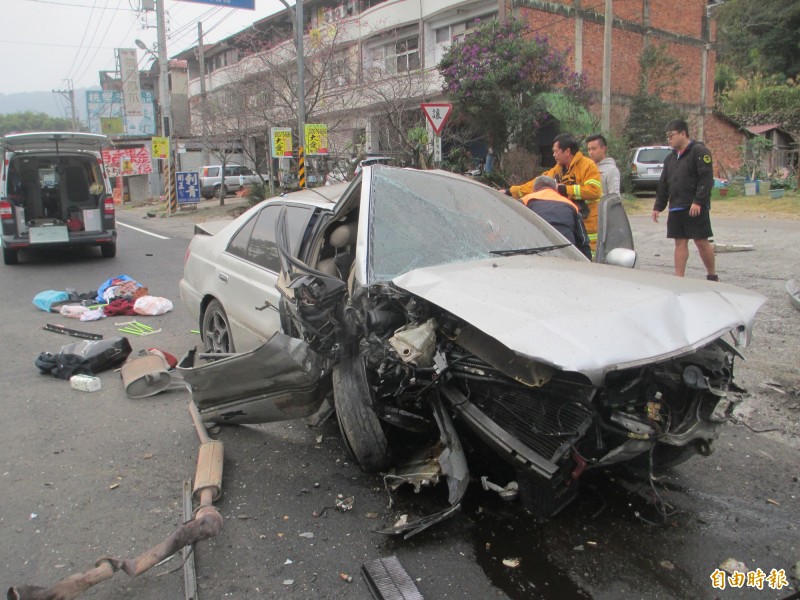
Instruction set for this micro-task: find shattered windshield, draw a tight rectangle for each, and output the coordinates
[367,168,582,282]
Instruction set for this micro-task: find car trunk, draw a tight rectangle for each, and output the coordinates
[7,152,109,236]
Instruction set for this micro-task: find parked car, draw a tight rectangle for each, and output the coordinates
[199,164,272,199]
[629,145,672,192]
[0,132,116,265]
[179,166,763,534]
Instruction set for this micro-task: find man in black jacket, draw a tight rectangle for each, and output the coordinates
[652,119,718,281]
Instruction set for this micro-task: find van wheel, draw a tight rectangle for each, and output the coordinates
[100,242,116,258]
[213,184,228,199]
[332,354,391,473]
[3,247,18,265]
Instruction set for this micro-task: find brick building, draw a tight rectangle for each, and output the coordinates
[515,1,717,143]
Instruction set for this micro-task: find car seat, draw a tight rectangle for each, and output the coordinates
[316,221,358,279]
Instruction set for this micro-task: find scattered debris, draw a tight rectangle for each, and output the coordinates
[28,513,37,520]
[394,515,408,528]
[282,579,294,586]
[43,323,103,341]
[336,495,354,512]
[339,572,353,583]
[362,556,424,600]
[720,557,747,575]
[299,532,314,539]
[660,560,675,571]
[502,558,520,568]
[766,498,780,506]
[70,374,102,392]
[108,483,119,490]
[712,243,754,253]
[316,435,324,444]
[284,559,293,565]
[365,512,378,519]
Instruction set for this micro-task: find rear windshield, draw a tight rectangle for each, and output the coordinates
[636,148,671,164]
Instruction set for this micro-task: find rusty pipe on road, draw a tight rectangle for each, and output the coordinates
[7,402,224,600]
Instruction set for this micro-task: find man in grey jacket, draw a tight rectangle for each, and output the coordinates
[587,134,620,195]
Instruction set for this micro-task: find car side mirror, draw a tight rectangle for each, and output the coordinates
[604,247,637,268]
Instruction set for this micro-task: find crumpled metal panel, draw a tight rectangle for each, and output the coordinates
[178,331,328,424]
[393,256,765,386]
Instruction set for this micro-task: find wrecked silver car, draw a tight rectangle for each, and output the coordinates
[180,166,765,535]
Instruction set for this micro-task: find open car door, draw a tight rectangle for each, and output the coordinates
[594,193,635,264]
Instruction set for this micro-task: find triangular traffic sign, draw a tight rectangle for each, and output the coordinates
[421,103,452,135]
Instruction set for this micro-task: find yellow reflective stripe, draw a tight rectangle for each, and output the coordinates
[585,179,602,187]
[572,184,581,200]
[588,233,598,241]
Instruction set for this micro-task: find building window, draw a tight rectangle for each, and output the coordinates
[325,50,353,89]
[383,36,420,74]
[434,15,496,63]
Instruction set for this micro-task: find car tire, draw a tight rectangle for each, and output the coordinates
[100,242,116,258]
[332,354,391,473]
[213,184,228,199]
[3,247,18,265]
[202,299,235,353]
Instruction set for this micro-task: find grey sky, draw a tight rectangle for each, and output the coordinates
[2,0,282,95]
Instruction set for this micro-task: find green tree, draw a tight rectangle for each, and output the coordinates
[0,112,74,136]
[438,18,586,160]
[715,0,800,80]
[624,44,684,147]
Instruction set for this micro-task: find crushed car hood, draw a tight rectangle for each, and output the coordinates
[392,256,766,385]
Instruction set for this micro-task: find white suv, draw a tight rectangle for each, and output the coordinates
[200,164,271,199]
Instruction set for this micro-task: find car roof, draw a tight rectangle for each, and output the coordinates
[269,181,351,207]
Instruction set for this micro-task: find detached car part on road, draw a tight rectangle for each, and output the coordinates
[0,132,117,265]
[180,166,765,533]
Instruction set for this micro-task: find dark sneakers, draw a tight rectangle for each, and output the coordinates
[707,274,720,282]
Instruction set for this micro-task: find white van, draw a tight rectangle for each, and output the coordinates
[0,132,116,265]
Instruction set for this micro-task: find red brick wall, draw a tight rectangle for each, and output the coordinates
[517,0,714,127]
[703,114,746,179]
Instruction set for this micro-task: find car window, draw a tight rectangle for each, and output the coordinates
[226,216,257,259]
[206,167,219,177]
[233,204,314,272]
[637,148,671,164]
[367,168,580,282]
[241,167,254,175]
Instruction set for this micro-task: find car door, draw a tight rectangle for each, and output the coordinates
[224,165,241,191]
[213,202,316,350]
[181,201,327,424]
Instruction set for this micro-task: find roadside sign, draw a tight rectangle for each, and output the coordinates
[304,124,329,155]
[152,136,169,160]
[434,136,442,163]
[420,103,452,135]
[271,127,293,158]
[176,172,200,204]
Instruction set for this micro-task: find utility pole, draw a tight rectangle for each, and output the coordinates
[574,0,583,74]
[601,0,612,133]
[198,21,208,165]
[156,0,171,138]
[278,0,306,185]
[53,80,78,130]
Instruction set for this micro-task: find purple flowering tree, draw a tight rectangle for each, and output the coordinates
[438,19,586,160]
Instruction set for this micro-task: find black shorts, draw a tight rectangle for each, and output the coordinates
[666,208,713,240]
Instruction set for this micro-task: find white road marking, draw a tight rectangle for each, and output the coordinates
[117,221,170,240]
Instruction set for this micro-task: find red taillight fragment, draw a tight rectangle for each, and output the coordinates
[0,201,13,220]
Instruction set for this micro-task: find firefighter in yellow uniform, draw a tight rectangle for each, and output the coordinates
[509,133,603,253]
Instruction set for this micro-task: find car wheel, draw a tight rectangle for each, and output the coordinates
[3,247,18,265]
[332,354,391,473]
[202,299,235,353]
[100,242,116,258]
[213,184,228,198]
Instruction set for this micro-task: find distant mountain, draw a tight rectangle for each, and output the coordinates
[0,89,90,122]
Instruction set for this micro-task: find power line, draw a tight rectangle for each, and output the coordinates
[21,0,136,10]
[66,0,100,81]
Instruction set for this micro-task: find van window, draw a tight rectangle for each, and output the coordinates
[206,167,219,177]
[637,148,671,164]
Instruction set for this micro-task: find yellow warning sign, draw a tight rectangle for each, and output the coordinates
[304,124,328,156]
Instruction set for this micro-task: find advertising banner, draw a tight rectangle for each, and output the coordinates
[102,147,153,177]
[86,90,156,136]
[176,172,201,204]
[304,124,328,156]
[119,48,143,118]
[271,127,293,158]
[152,136,169,160]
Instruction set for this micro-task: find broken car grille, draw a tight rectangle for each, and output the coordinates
[464,382,593,463]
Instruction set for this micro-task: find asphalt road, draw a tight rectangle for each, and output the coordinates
[1,206,798,600]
